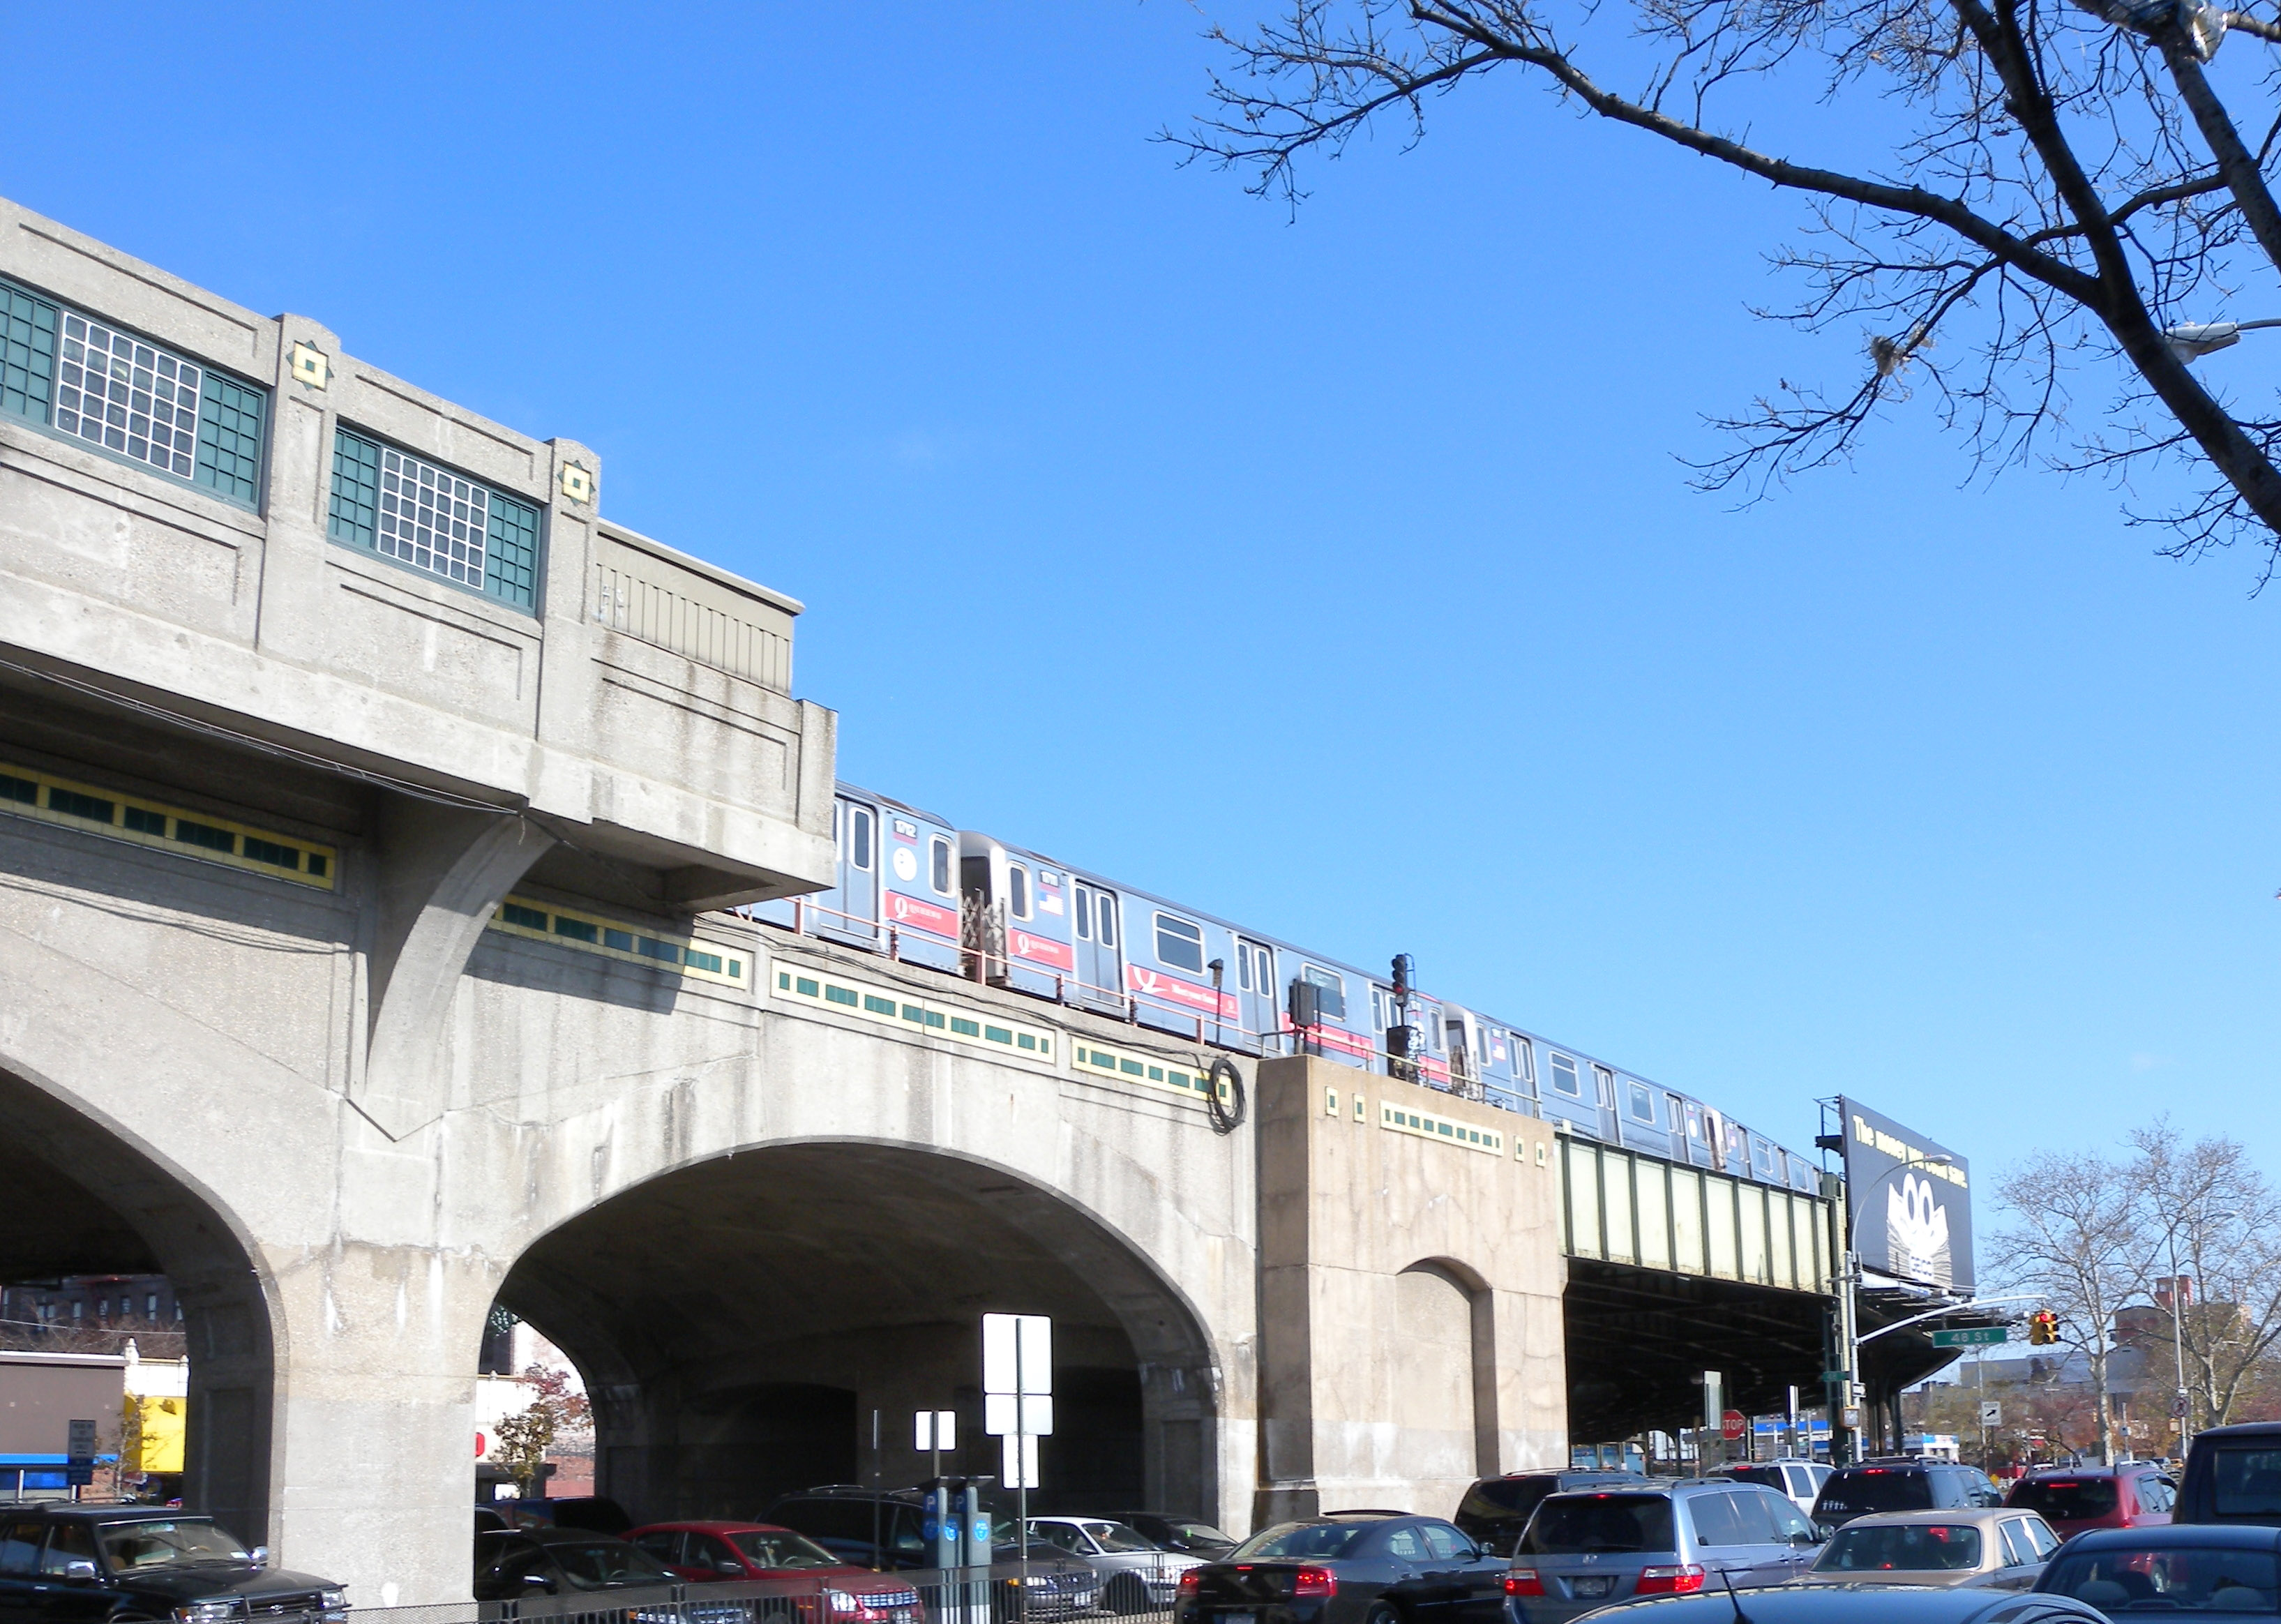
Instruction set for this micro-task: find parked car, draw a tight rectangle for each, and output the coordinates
[1106,1513,1239,1558]
[1711,1461,1835,1518]
[1452,1469,1653,1556]
[2178,1422,2281,1526]
[764,1487,1101,1616]
[1801,1508,2061,1588]
[0,1506,346,1624]
[1029,1517,1204,1614]
[2008,1465,2176,1539]
[1176,1511,1504,1624]
[472,1525,687,1603]
[1813,1461,2008,1533]
[493,1494,638,1535]
[1523,1581,2107,1624]
[628,1521,924,1624]
[1506,1479,1823,1623]
[2035,1521,2281,1614]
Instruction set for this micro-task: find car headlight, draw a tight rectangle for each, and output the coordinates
[174,1604,244,1624]
[318,1591,347,1612]
[824,1591,859,1615]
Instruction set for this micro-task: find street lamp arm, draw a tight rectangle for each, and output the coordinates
[1855,1293,2042,1347]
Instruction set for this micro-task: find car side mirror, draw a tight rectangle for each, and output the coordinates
[250,1548,270,1569]
[715,1559,743,1574]
[1792,1532,1821,1547]
[62,1559,100,1581]
[523,1574,556,1592]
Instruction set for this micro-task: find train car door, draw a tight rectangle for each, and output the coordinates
[820,797,880,947]
[1072,880,1123,1012]
[1233,938,1277,1051]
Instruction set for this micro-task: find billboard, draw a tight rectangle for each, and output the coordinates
[1838,1097,1973,1292]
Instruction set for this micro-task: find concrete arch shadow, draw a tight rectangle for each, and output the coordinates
[0,1058,278,1545]
[492,1137,1222,1522]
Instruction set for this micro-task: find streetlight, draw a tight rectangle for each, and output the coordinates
[1841,1151,1957,1461]
[2166,317,2281,363]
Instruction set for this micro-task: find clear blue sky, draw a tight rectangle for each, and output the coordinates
[8,4,2273,1194]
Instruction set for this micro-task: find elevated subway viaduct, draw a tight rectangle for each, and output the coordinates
[0,198,1837,1604]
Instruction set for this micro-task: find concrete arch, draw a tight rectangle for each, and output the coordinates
[1401,1257,1500,1478]
[0,1055,281,1547]
[489,1135,1226,1521]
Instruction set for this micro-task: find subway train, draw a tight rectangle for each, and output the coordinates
[754,783,1821,1194]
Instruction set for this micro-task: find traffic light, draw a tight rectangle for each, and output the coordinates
[2027,1309,2059,1346]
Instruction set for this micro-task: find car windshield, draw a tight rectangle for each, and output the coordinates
[1822,1472,1935,1515]
[1522,1496,1676,1556]
[2045,1546,2281,1612]
[1166,1523,1233,1548]
[1724,1468,1788,1493]
[96,1521,250,1570]
[1233,1524,1370,1560]
[1463,1480,1551,1515]
[728,1531,843,1569]
[2212,1451,2281,1519]
[2016,1480,2121,1521]
[1081,1523,1161,1554]
[1815,1524,1984,1572]
[551,1540,673,1589]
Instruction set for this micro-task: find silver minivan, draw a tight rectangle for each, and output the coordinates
[1505,1481,1824,1624]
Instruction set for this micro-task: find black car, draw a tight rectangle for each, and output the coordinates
[1176,1511,1505,1624]
[1557,1584,2107,1624]
[2178,1422,2281,1526]
[1106,1514,1238,1558]
[1452,1471,1652,1556]
[472,1526,683,1603]
[491,1495,638,1536]
[0,1505,345,1624]
[1813,1461,2006,1533]
[2035,1521,2281,1614]
[763,1487,1101,1616]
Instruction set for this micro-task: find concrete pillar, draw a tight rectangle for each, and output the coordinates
[1252,1058,1567,1527]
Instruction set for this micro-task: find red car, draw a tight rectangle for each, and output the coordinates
[2005,1465,2176,1539]
[626,1522,924,1624]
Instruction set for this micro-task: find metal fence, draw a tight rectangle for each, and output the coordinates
[345,1570,1175,1624]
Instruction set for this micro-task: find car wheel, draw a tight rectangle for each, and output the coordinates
[1364,1604,1401,1624]
[1107,1576,1150,1616]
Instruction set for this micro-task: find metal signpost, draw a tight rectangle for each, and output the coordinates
[66,1419,96,1494]
[984,1314,1053,1622]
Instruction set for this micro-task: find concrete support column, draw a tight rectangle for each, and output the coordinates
[260,1232,502,1607]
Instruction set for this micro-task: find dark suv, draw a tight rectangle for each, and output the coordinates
[1812,1461,2005,1533]
[2177,1421,2281,1525]
[763,1487,1101,1616]
[0,1505,346,1624]
[1452,1469,1651,1555]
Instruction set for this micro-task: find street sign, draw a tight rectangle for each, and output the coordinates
[1721,1410,1746,1441]
[1000,1431,1040,1490]
[915,1411,957,1452]
[1932,1326,2011,1347]
[982,1314,1052,1496]
[66,1419,96,1458]
[1980,1401,2002,1427]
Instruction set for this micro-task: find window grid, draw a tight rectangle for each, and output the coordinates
[197,374,264,503]
[329,427,541,610]
[0,285,54,421]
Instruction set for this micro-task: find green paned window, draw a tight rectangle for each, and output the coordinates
[1039,1039,1049,1056]
[1170,1072,1191,1089]
[123,806,165,835]
[306,852,329,878]
[243,838,300,869]
[0,283,56,422]
[47,788,113,823]
[903,1004,926,1023]
[686,951,723,974]
[1439,1122,1453,1136]
[985,1025,1013,1044]
[640,938,682,964]
[0,774,37,805]
[1089,1052,1115,1072]
[173,820,235,853]
[728,959,741,977]
[924,1011,946,1029]
[603,928,635,952]
[0,278,265,510]
[503,903,548,931]
[796,977,820,997]
[327,426,542,611]
[1017,1034,1037,1051]
[552,915,599,943]
[865,994,897,1016]
[779,972,793,990]
[825,984,858,1007]
[1147,1065,1164,1081]
[1121,1059,1144,1076]
[949,1016,980,1037]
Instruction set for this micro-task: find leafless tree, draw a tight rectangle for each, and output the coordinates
[1175,0,2281,581]
[2128,1122,2281,1428]
[1987,1150,2154,1463]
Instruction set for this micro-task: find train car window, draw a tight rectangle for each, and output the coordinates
[846,806,875,871]
[1370,988,1389,1030]
[1686,1101,1708,1141]
[1627,1081,1656,1124]
[1008,863,1032,919]
[930,837,953,895]
[1300,964,1346,1019]
[1251,942,1271,994]
[1752,1136,1777,1178]
[1097,892,1117,948]
[1154,913,1206,973]
[1549,1053,1582,1095]
[1074,887,1092,939]
[1476,1024,1489,1063]
[1512,1037,1535,1088]
[1238,947,1254,991]
[1593,1064,1616,1105]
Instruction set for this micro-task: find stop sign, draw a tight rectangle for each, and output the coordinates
[1722,1410,1746,1441]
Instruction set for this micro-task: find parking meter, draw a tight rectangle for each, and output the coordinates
[924,1480,990,1570]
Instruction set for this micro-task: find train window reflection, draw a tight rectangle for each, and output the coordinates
[1549,1053,1581,1095]
[931,837,952,895]
[1155,913,1205,973]
[1301,964,1345,1018]
[1628,1081,1655,1123]
[1009,863,1031,919]
[847,806,874,871]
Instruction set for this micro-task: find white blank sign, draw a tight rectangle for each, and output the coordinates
[982,1314,1053,1396]
[984,1393,1054,1437]
[915,1410,957,1451]
[1001,1431,1040,1489]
